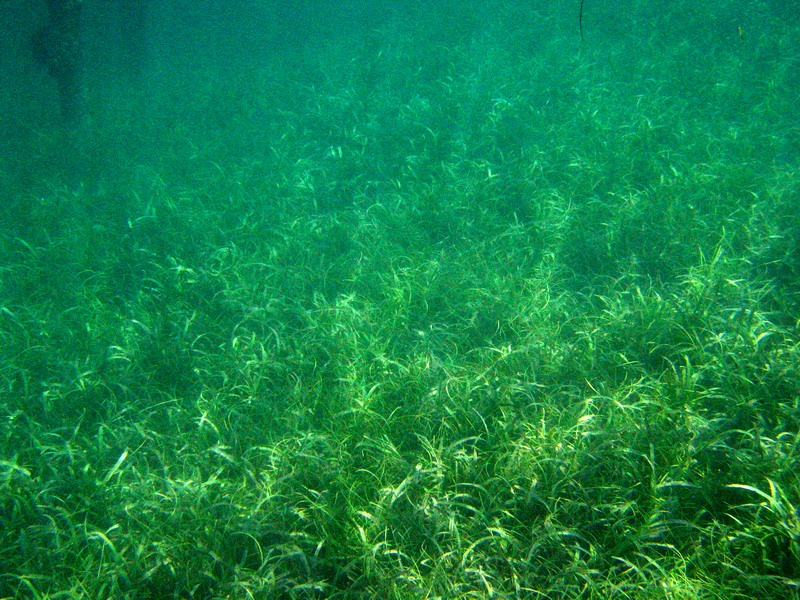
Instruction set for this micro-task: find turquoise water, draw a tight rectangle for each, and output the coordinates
[1,1,798,597]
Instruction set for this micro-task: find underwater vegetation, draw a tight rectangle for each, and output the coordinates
[0,0,799,597]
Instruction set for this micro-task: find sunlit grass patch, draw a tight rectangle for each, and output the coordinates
[1,0,799,597]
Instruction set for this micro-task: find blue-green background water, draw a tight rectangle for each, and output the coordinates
[0,1,799,597]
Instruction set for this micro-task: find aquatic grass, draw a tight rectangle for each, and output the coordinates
[1,0,799,597]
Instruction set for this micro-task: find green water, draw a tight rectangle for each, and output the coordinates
[1,1,798,597]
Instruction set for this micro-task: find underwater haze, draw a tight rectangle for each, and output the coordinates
[1,0,799,597]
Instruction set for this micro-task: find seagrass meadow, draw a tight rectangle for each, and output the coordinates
[1,0,799,597]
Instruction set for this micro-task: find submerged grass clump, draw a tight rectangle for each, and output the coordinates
[1,0,799,597]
